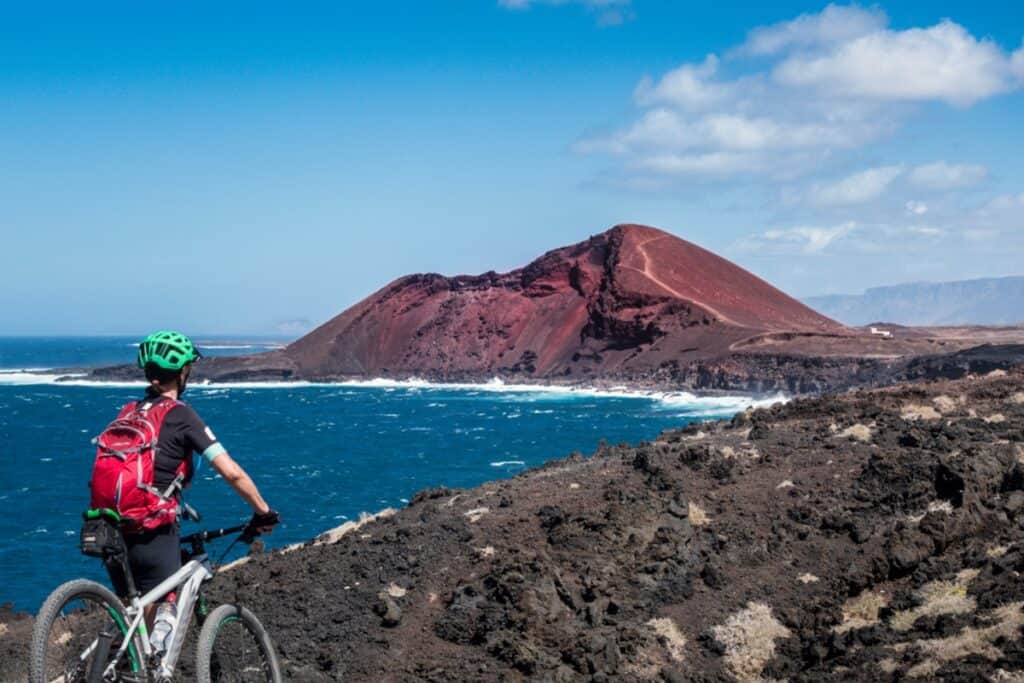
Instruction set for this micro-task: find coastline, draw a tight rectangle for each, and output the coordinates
[0,367,788,411]
[9,337,1024,399]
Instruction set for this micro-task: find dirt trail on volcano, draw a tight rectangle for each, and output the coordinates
[6,368,1024,681]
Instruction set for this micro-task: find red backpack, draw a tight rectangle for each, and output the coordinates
[89,398,187,533]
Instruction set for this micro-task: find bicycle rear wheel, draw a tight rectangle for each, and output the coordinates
[195,604,281,683]
[29,578,145,683]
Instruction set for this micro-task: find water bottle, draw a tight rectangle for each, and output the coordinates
[150,601,178,654]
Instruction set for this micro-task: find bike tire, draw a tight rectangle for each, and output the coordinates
[195,604,282,683]
[29,578,146,683]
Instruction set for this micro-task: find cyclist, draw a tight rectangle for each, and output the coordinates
[101,330,279,649]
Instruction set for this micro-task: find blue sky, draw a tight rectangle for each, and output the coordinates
[1,1,1022,335]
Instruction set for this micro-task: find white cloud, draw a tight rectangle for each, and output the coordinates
[499,0,628,7]
[907,162,988,190]
[633,151,762,176]
[1013,42,1024,80]
[574,108,695,154]
[634,54,734,110]
[774,20,1020,105]
[498,0,632,24]
[986,192,1024,211]
[579,108,869,157]
[810,165,905,205]
[738,4,887,56]
[749,222,856,254]
[906,200,928,216]
[576,7,1021,182]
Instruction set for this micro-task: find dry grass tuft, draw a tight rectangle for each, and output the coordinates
[877,658,899,674]
[712,602,791,682]
[988,369,1009,378]
[984,413,1007,424]
[797,573,819,584]
[624,617,689,677]
[902,404,942,421]
[464,507,490,523]
[647,617,687,662]
[905,602,1024,677]
[838,423,874,442]
[890,569,979,632]
[836,590,889,633]
[1012,392,1024,405]
[688,502,711,526]
[987,544,1010,559]
[992,669,1024,683]
[932,395,959,413]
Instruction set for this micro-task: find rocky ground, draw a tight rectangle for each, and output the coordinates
[6,367,1024,681]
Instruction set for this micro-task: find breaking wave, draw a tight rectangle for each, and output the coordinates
[0,371,784,411]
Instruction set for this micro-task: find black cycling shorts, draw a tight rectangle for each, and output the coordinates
[107,523,181,598]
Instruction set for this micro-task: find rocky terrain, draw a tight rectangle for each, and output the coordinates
[8,365,1024,681]
[80,224,1024,394]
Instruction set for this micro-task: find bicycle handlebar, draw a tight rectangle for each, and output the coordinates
[180,524,247,545]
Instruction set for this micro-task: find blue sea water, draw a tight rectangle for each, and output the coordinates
[0,337,776,612]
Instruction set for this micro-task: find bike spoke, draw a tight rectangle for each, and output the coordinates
[207,617,273,682]
[40,596,127,683]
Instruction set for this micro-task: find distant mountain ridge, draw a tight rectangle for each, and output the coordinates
[804,276,1024,327]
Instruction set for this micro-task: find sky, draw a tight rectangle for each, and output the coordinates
[1,1,1022,336]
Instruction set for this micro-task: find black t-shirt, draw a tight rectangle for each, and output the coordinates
[143,396,222,491]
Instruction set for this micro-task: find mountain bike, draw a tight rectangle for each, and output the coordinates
[29,505,282,682]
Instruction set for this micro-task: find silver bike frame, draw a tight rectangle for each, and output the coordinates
[102,553,215,679]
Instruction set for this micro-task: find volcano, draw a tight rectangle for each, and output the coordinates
[282,224,844,380]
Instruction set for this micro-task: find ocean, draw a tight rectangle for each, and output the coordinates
[0,337,780,612]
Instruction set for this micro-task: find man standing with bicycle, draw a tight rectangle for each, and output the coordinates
[92,330,280,653]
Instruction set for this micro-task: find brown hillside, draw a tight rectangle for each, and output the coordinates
[283,224,844,379]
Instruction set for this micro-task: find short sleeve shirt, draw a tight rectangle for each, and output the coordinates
[146,397,226,491]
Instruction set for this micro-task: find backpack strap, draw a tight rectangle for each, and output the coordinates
[133,398,184,500]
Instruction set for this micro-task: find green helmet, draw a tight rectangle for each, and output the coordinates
[137,330,202,371]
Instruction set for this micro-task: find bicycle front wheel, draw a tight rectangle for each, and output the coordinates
[195,604,281,683]
[29,578,145,683]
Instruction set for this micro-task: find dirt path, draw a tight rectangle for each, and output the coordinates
[622,234,740,326]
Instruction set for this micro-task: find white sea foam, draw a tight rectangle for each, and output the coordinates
[490,460,526,467]
[0,371,784,413]
[337,377,785,412]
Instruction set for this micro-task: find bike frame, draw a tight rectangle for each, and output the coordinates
[102,554,214,679]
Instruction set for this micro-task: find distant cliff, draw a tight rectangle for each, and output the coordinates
[804,276,1024,326]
